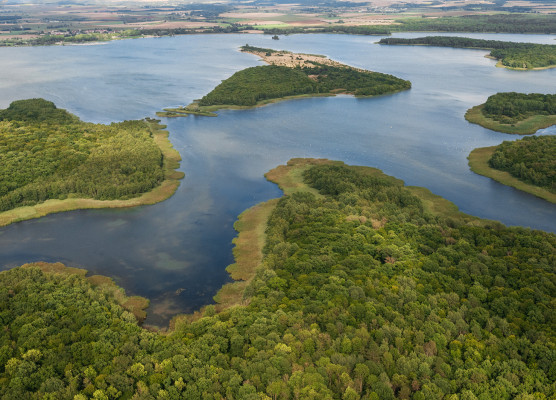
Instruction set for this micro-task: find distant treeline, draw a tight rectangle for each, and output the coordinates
[198,55,410,107]
[142,23,246,36]
[378,36,556,69]
[263,25,391,36]
[264,14,556,36]
[0,25,249,47]
[3,14,555,48]
[0,30,143,47]
[0,15,21,22]
[394,14,556,34]
[0,99,165,211]
[489,135,556,193]
[482,92,556,124]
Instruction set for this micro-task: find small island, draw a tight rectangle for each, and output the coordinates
[465,92,556,135]
[0,99,184,226]
[378,36,556,70]
[158,45,411,117]
[468,135,555,203]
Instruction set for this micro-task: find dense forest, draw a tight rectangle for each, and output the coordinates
[378,37,556,70]
[198,58,411,107]
[1,160,554,399]
[489,135,555,193]
[198,65,318,107]
[0,99,165,211]
[481,93,556,124]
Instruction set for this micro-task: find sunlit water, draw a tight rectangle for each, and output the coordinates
[0,33,554,326]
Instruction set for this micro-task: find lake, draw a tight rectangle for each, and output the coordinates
[0,32,554,326]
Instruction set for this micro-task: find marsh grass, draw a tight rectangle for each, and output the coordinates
[213,199,278,310]
[170,157,505,330]
[493,59,556,71]
[468,146,556,204]
[465,105,556,135]
[159,94,336,118]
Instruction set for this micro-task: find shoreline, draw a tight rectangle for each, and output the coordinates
[465,104,556,135]
[210,156,493,317]
[3,27,555,49]
[204,157,486,314]
[211,198,279,311]
[26,158,497,331]
[0,120,184,227]
[378,42,556,71]
[468,146,556,204]
[158,93,337,117]
[169,158,331,329]
[491,57,556,71]
[161,48,409,118]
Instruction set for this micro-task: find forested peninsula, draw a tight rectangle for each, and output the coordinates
[465,92,556,135]
[2,158,555,399]
[378,37,556,70]
[468,136,556,203]
[0,99,183,226]
[158,46,410,117]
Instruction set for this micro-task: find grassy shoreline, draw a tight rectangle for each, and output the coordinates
[211,157,489,313]
[169,159,336,328]
[159,94,344,118]
[28,158,497,331]
[465,104,556,135]
[21,157,498,332]
[161,89,410,117]
[468,146,556,203]
[0,120,184,227]
[211,198,279,311]
[489,57,556,71]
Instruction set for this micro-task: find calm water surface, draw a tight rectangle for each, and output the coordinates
[0,33,554,326]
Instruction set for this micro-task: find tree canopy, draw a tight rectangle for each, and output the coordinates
[0,99,166,212]
[198,62,410,107]
[482,92,556,124]
[1,160,554,399]
[489,135,556,193]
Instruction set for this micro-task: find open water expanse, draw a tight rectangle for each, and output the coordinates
[0,33,555,326]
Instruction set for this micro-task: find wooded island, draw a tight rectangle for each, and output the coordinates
[158,45,411,117]
[468,136,556,203]
[465,92,556,135]
[0,99,183,226]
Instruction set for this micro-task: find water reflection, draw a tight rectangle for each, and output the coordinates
[0,33,554,326]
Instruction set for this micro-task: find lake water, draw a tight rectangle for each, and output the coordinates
[0,33,555,326]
